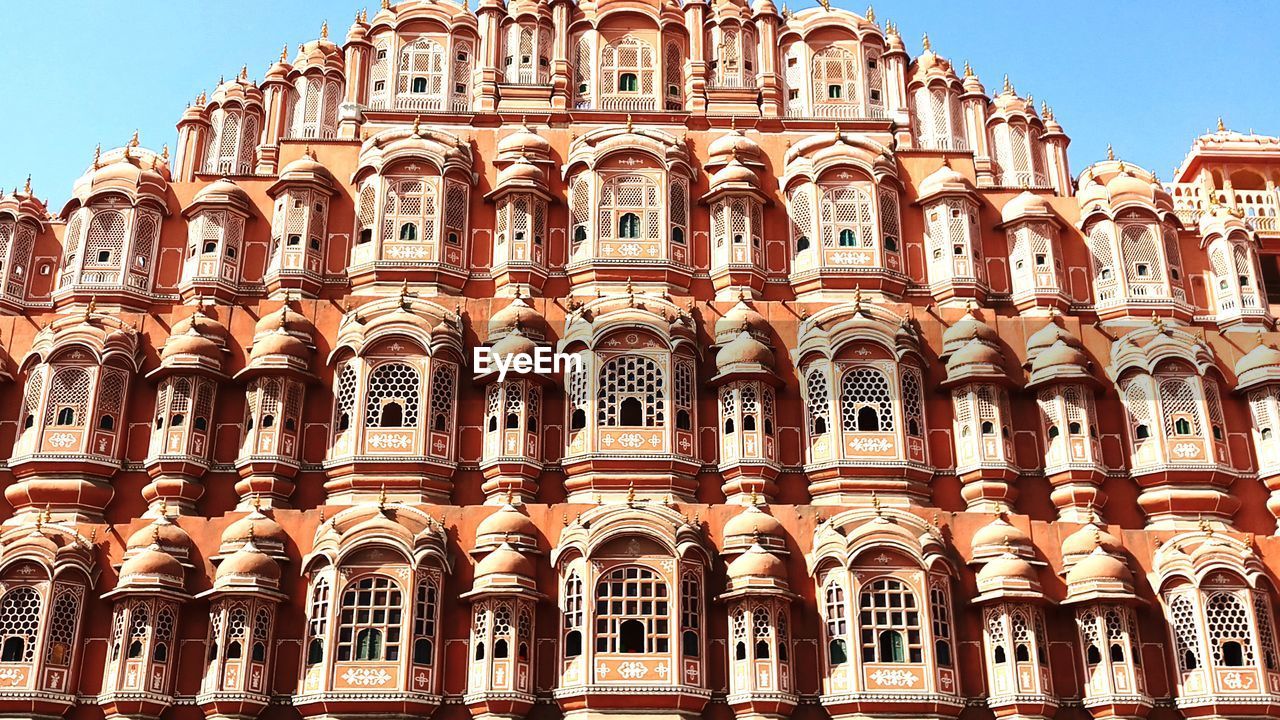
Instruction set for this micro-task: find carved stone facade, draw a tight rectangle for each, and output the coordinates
[1,3,1280,720]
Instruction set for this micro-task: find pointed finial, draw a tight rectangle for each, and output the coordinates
[625,276,634,296]
[252,494,263,512]
[92,144,102,169]
[321,20,329,39]
[865,4,875,22]
[818,0,830,11]
[159,498,169,518]
[161,144,170,161]
[23,175,31,194]
[921,33,930,52]
[1002,74,1012,94]
[378,484,387,510]
[240,64,248,80]
[1198,514,1213,535]
[833,122,843,142]
[963,60,973,78]
[626,114,634,133]
[383,0,391,7]
[281,43,289,62]
[412,115,422,135]
[871,491,883,517]
[852,286,864,315]
[1106,144,1115,161]
[626,479,636,506]
[83,298,97,322]
[399,279,411,308]
[1150,314,1166,334]
[748,490,760,506]
[1217,116,1226,132]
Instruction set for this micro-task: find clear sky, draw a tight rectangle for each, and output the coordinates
[1,0,1276,207]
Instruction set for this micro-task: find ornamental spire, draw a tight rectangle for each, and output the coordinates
[1217,116,1226,132]
[321,19,329,39]
[1106,143,1115,161]
[921,33,931,52]
[865,4,874,22]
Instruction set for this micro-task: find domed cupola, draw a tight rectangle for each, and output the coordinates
[1197,201,1271,330]
[709,299,782,501]
[722,500,788,556]
[489,124,556,295]
[180,176,252,303]
[234,302,317,511]
[970,515,1057,719]
[724,543,791,594]
[0,178,47,310]
[473,500,540,555]
[917,161,987,304]
[216,504,289,561]
[142,307,230,516]
[707,127,765,170]
[907,34,967,152]
[998,190,1070,312]
[57,136,171,309]
[941,310,1019,512]
[202,67,265,176]
[124,513,195,568]
[1027,339,1094,388]
[111,539,187,598]
[984,75,1051,190]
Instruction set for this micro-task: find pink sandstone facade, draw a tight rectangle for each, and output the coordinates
[0,3,1279,720]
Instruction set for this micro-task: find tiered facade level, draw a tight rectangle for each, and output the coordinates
[1,3,1280,720]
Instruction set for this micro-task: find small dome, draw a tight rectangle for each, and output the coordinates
[216,544,281,584]
[276,152,336,188]
[497,157,546,187]
[710,157,759,190]
[977,553,1038,585]
[1061,521,1121,561]
[1026,322,1081,358]
[1065,549,1132,586]
[192,177,251,207]
[715,300,770,343]
[292,38,344,73]
[254,304,311,337]
[971,515,1033,561]
[160,330,222,364]
[490,329,539,360]
[120,546,183,580]
[724,505,784,543]
[126,518,192,559]
[942,311,998,353]
[1000,190,1055,225]
[716,331,774,371]
[918,161,974,201]
[476,505,537,540]
[489,297,545,337]
[221,511,288,550]
[1236,342,1280,379]
[474,545,534,579]
[948,340,1002,369]
[727,545,787,580]
[497,125,552,159]
[251,329,310,363]
[1031,341,1090,374]
[708,129,764,167]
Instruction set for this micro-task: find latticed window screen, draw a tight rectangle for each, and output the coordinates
[594,566,669,653]
[364,362,422,428]
[680,569,701,636]
[782,43,805,116]
[858,578,922,663]
[45,585,82,667]
[820,185,875,249]
[601,36,655,97]
[811,46,858,105]
[567,360,588,431]
[19,365,45,433]
[805,366,831,435]
[571,35,592,107]
[1206,591,1256,667]
[45,366,90,427]
[382,179,438,245]
[413,578,438,662]
[598,175,659,241]
[562,571,583,636]
[1159,378,1203,438]
[929,579,953,665]
[839,367,895,432]
[0,587,40,662]
[597,355,665,427]
[85,210,127,269]
[398,38,446,106]
[443,180,468,247]
[823,579,848,663]
[337,575,403,662]
[429,362,457,432]
[369,37,391,108]
[1120,224,1165,285]
[901,367,925,438]
[333,364,357,433]
[451,40,474,110]
[1254,595,1278,670]
[307,577,330,662]
[1088,226,1117,299]
[664,42,683,108]
[1169,593,1203,673]
[788,187,815,255]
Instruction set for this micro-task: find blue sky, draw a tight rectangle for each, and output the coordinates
[1,1,1276,206]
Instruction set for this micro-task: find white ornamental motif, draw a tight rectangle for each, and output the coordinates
[388,244,430,259]
[1172,442,1202,459]
[616,433,645,448]
[617,243,643,257]
[617,661,648,679]
[342,667,392,686]
[847,437,892,452]
[1221,670,1255,690]
[870,668,919,687]
[369,433,412,449]
[48,433,77,448]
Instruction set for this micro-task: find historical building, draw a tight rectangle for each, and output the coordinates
[1,2,1280,720]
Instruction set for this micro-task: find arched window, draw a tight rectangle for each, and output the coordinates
[1206,592,1256,669]
[365,362,421,428]
[1169,593,1203,673]
[858,579,922,663]
[811,46,859,108]
[306,576,331,665]
[824,579,848,665]
[337,576,403,663]
[398,38,446,108]
[840,367,895,433]
[618,212,641,239]
[820,185,875,251]
[381,179,437,246]
[563,571,584,658]
[412,578,438,665]
[598,355,665,428]
[0,587,37,663]
[806,367,831,437]
[594,566,669,654]
[45,367,90,428]
[930,580,954,666]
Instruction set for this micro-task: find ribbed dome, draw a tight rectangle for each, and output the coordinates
[723,505,784,542]
[1065,549,1131,586]
[715,300,770,343]
[216,543,280,584]
[971,515,1032,561]
[708,129,763,167]
[497,125,552,158]
[160,329,223,364]
[947,340,1002,369]
[727,545,786,580]
[192,176,251,207]
[717,331,774,370]
[1061,522,1121,560]
[221,511,288,549]
[126,518,192,559]
[977,553,1038,585]
[489,297,544,337]
[1236,343,1280,378]
[1000,190,1055,225]
[918,161,974,200]
[251,329,309,362]
[497,156,546,187]
[490,329,538,359]
[942,311,999,351]
[476,505,537,540]
[709,157,759,189]
[1026,322,1081,357]
[475,545,534,579]
[1031,341,1089,374]
[120,546,183,580]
